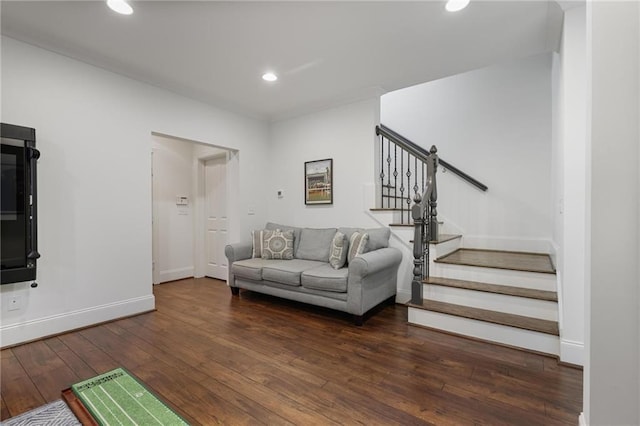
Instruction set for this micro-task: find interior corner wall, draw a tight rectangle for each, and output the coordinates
[553,5,587,366]
[586,1,640,424]
[380,54,553,252]
[0,36,269,347]
[267,99,382,228]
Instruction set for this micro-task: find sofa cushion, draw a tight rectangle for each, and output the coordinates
[262,229,294,260]
[266,222,302,255]
[232,258,283,281]
[338,227,360,242]
[301,264,349,293]
[262,259,325,286]
[295,228,337,262]
[348,231,369,263]
[329,231,348,269]
[364,227,391,252]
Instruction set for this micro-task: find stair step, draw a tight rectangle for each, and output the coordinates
[435,248,556,274]
[424,277,557,301]
[408,300,559,336]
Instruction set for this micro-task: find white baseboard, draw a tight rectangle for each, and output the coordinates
[579,412,587,426]
[560,338,584,366]
[158,266,194,283]
[396,289,411,304]
[0,295,155,348]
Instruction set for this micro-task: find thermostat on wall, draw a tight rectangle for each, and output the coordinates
[176,196,188,206]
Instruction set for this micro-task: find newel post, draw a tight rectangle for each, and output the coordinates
[410,202,424,305]
[428,145,439,241]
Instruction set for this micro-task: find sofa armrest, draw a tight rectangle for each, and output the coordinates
[225,242,253,263]
[348,247,402,280]
[347,247,402,316]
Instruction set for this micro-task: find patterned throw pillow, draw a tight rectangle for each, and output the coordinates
[348,231,369,263]
[329,231,348,269]
[262,230,294,260]
[251,229,265,258]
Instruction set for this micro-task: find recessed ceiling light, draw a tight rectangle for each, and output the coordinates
[445,0,470,12]
[262,72,278,82]
[107,0,133,15]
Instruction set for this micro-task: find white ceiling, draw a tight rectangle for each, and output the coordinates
[1,1,563,121]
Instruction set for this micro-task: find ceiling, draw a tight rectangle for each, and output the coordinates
[1,1,563,122]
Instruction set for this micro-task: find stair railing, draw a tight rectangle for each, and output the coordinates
[376,124,488,304]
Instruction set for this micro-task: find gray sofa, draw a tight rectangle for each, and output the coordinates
[225,222,402,325]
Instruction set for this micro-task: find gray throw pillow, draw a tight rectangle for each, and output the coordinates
[348,232,369,263]
[251,229,265,258]
[262,230,294,260]
[329,231,348,269]
[266,222,302,255]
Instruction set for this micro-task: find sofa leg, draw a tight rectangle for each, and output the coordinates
[230,286,240,296]
[353,315,364,326]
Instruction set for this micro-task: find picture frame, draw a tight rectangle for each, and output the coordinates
[305,158,333,205]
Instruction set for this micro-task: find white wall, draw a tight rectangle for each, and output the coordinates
[585,1,640,425]
[552,5,587,366]
[381,54,553,253]
[0,37,269,347]
[152,135,195,283]
[268,99,380,227]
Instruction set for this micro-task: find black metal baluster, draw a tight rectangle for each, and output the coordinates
[380,136,385,208]
[393,144,398,209]
[406,151,412,224]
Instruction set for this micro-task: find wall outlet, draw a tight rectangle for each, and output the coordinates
[8,295,21,311]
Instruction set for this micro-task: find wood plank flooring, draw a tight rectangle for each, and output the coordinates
[435,249,556,274]
[1,278,582,425]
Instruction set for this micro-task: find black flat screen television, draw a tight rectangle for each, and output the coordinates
[1,123,40,284]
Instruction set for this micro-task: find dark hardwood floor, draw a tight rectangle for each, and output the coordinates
[1,278,583,425]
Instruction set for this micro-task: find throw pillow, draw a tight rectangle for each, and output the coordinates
[348,231,369,263]
[262,229,294,260]
[329,231,348,269]
[251,229,265,258]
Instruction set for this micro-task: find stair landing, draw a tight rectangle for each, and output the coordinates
[435,248,555,274]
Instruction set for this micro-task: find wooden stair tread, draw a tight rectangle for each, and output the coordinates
[424,277,557,301]
[435,248,556,274]
[408,299,559,335]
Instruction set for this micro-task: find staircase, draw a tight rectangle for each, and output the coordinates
[409,240,559,356]
[375,125,560,356]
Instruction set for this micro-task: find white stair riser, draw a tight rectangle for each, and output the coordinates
[423,285,558,321]
[430,237,461,259]
[430,262,557,292]
[408,308,559,356]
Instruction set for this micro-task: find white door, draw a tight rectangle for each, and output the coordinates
[205,156,228,279]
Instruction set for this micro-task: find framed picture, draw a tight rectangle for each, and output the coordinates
[305,158,333,205]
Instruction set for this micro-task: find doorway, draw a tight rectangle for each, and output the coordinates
[151,133,236,285]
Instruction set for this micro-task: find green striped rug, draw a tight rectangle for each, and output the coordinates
[71,368,188,426]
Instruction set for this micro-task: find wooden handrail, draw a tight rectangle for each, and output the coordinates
[376,124,488,192]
